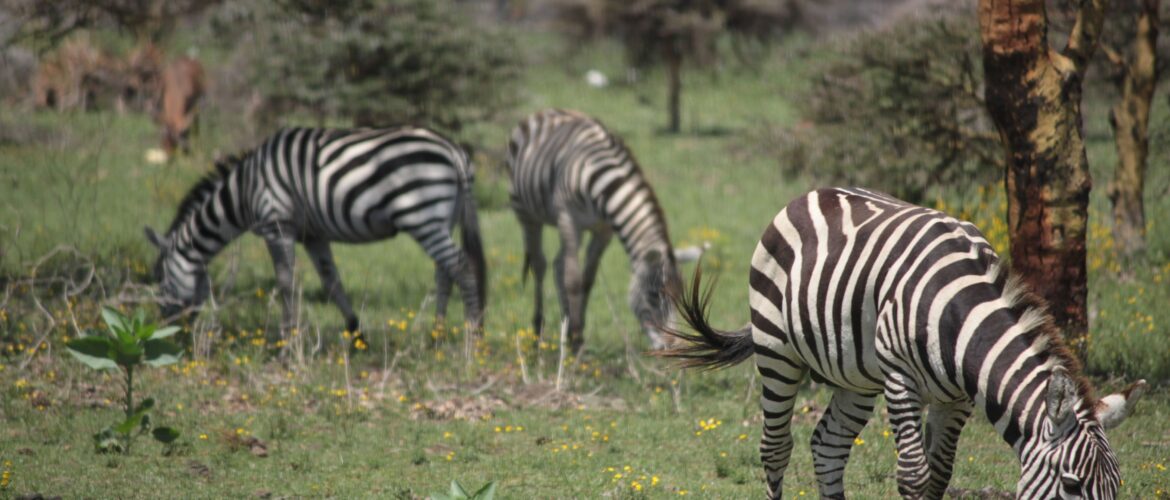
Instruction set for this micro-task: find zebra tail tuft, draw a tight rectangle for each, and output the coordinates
[460,175,487,321]
[653,262,754,370]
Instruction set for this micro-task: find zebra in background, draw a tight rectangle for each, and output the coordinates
[660,187,1145,499]
[145,126,486,342]
[506,108,682,353]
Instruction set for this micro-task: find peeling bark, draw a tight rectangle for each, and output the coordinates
[1107,0,1159,260]
[979,0,1107,359]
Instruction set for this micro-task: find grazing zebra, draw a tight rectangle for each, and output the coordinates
[145,126,486,340]
[661,188,1145,499]
[506,108,681,353]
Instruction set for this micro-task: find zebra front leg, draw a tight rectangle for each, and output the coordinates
[520,219,547,340]
[262,233,298,345]
[755,341,807,499]
[884,372,932,499]
[580,228,613,314]
[554,215,585,354]
[304,239,363,347]
[923,400,974,498]
[811,390,878,499]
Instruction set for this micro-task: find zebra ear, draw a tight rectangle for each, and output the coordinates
[1095,379,1147,430]
[1046,366,1079,431]
[144,226,169,249]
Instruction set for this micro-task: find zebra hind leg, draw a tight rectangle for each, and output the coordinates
[433,264,455,331]
[755,342,807,499]
[923,400,974,498]
[810,389,878,499]
[883,372,932,499]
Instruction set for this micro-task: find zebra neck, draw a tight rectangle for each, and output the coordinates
[972,362,1067,455]
[612,205,672,260]
[172,177,246,264]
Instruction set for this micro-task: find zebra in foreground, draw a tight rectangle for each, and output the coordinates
[661,188,1145,499]
[506,108,682,353]
[145,126,486,340]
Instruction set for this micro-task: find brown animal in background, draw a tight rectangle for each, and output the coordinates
[157,56,205,155]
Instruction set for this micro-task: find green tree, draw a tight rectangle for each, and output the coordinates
[605,0,799,133]
[763,17,1000,203]
[239,0,520,133]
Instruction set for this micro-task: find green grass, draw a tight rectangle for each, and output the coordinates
[2,34,1170,499]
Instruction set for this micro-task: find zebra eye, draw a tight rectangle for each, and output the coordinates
[1060,473,1082,494]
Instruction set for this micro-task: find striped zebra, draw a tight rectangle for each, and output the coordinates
[662,188,1145,499]
[506,109,681,353]
[145,126,486,340]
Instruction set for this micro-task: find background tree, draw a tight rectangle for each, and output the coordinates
[978,0,1106,358]
[760,16,1000,203]
[1099,0,1161,261]
[1,0,218,48]
[605,0,799,133]
[230,0,520,134]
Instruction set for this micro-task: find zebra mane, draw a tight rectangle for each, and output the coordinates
[998,266,1097,408]
[166,154,243,234]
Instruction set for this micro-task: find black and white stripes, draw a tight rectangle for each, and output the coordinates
[506,109,681,352]
[146,126,486,338]
[664,187,1144,499]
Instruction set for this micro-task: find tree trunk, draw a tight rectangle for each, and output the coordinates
[978,0,1106,359]
[1107,0,1159,260]
[666,46,682,133]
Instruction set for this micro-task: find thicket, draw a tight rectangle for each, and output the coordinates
[213,0,521,133]
[762,17,1000,203]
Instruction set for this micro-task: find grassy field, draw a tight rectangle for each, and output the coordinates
[2,35,1170,498]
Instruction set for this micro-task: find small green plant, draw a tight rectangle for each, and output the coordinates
[429,480,497,500]
[65,306,183,454]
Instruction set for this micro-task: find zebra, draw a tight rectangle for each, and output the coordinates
[660,187,1145,499]
[506,108,682,353]
[144,126,486,342]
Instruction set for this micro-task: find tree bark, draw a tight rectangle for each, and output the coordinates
[1106,0,1159,260]
[978,0,1107,359]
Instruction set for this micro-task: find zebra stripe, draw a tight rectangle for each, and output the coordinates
[663,187,1144,499]
[506,108,681,352]
[146,126,486,340]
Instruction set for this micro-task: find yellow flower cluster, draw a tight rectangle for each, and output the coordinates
[605,465,661,492]
[494,425,524,433]
[694,417,722,436]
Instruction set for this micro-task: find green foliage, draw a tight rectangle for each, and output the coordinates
[761,16,1001,203]
[238,0,520,132]
[430,480,497,500]
[65,306,182,453]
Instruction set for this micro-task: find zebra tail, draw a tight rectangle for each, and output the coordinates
[654,263,754,370]
[459,175,487,317]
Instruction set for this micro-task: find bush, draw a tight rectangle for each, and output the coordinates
[758,16,1000,203]
[229,0,520,133]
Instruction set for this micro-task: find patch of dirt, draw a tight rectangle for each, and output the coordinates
[410,396,505,422]
[503,382,627,411]
[946,486,1014,499]
[186,460,212,480]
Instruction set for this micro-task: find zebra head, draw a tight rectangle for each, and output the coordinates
[1018,367,1146,499]
[145,226,210,322]
[629,247,682,350]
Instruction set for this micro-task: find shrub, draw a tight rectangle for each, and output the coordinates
[758,16,1000,203]
[229,0,521,133]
